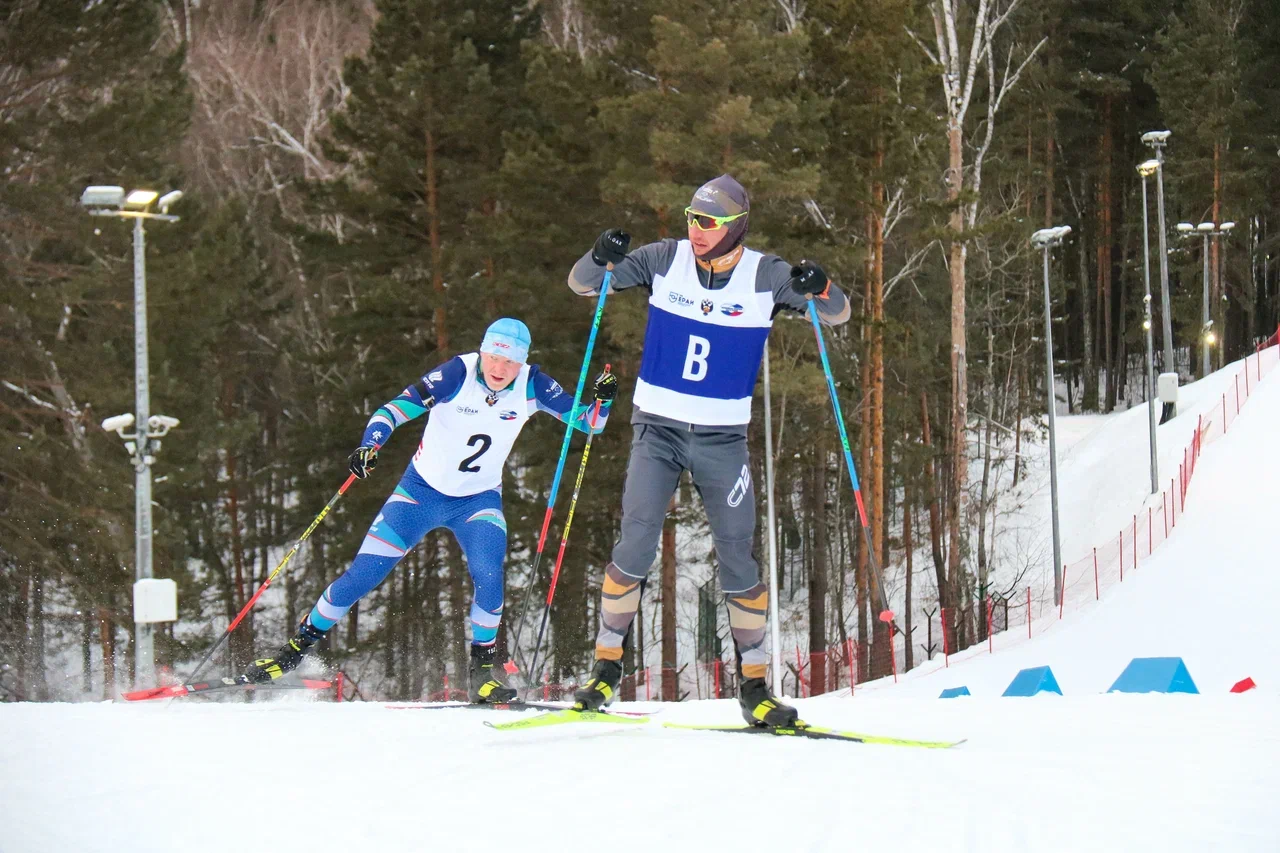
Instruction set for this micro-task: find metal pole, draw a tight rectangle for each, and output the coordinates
[1042,246,1064,606]
[133,216,155,689]
[1203,232,1211,378]
[1140,176,1160,495]
[762,345,782,698]
[1154,147,1175,373]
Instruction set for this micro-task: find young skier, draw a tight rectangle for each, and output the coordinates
[567,175,850,726]
[244,318,617,704]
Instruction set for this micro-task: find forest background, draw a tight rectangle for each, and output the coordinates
[3,0,1278,701]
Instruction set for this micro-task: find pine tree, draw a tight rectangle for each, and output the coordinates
[0,0,190,697]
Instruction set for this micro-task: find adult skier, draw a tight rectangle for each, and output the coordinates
[567,175,850,726]
[244,318,617,704]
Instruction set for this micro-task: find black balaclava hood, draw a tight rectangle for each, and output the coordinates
[689,174,750,260]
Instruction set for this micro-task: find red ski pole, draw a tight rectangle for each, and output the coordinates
[524,388,607,695]
[182,467,366,687]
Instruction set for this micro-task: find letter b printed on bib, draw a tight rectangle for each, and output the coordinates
[682,335,711,381]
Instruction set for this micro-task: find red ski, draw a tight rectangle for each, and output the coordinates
[122,676,332,701]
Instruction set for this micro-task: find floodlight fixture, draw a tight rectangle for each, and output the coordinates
[157,191,183,213]
[1197,222,1215,233]
[80,186,126,209]
[1137,160,1160,177]
[102,413,136,434]
[1141,130,1172,146]
[147,414,180,434]
[1176,223,1194,233]
[125,189,159,208]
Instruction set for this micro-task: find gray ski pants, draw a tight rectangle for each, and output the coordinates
[594,423,770,678]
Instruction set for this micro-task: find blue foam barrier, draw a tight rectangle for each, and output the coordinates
[1107,657,1199,694]
[939,686,971,698]
[1001,666,1062,697]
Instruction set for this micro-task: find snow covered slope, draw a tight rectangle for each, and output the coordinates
[3,356,1278,852]
[857,353,1280,698]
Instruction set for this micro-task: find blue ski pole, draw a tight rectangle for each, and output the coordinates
[506,269,613,676]
[807,300,895,623]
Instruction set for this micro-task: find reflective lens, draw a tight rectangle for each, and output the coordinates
[685,206,746,231]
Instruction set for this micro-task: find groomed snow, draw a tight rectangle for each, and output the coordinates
[3,358,1279,852]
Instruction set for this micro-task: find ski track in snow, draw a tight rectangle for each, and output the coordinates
[1,695,1277,852]
[4,353,1280,851]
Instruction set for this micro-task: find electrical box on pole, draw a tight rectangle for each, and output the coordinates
[133,578,177,624]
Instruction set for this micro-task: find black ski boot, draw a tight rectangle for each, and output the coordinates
[738,677,800,728]
[469,644,517,704]
[243,617,327,684]
[572,659,623,711]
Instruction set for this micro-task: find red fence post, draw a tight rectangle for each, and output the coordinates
[1163,489,1169,537]
[795,645,804,697]
[1245,362,1251,396]
[714,659,721,699]
[1027,587,1032,638]
[443,673,449,701]
[888,622,898,683]
[846,637,856,695]
[986,596,993,653]
[335,670,345,703]
[1180,462,1186,512]
[941,607,949,667]
[1093,547,1099,600]
[1235,374,1241,415]
[544,671,550,701]
[644,667,650,701]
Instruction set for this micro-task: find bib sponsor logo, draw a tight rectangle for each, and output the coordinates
[456,405,480,416]
[668,292,695,308]
[727,464,751,508]
[546,379,563,398]
[499,410,518,421]
[428,370,443,384]
[720,303,744,317]
[700,299,714,315]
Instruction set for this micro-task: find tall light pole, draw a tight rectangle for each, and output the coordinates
[1137,161,1161,495]
[1176,220,1234,378]
[1032,225,1071,606]
[81,185,183,690]
[1142,131,1175,374]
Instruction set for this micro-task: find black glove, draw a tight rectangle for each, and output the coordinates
[592,228,631,267]
[592,368,618,404]
[348,445,379,479]
[789,260,831,297]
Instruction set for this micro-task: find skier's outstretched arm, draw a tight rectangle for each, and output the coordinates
[529,366,617,435]
[347,357,468,479]
[761,256,851,326]
[567,230,678,296]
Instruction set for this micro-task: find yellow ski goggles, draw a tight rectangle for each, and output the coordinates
[685,206,747,231]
